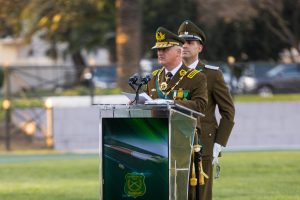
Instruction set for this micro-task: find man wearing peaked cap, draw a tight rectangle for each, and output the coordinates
[152,26,185,49]
[178,20,235,200]
[178,20,206,44]
[146,27,208,200]
[145,25,208,122]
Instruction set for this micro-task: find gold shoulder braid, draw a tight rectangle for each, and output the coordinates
[187,69,199,79]
[157,67,193,97]
[152,69,159,77]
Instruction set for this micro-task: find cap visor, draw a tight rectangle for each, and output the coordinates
[180,36,198,41]
[151,43,174,49]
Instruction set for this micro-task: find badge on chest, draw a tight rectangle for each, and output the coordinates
[173,88,189,100]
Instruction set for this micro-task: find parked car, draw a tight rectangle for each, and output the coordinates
[238,63,300,95]
[217,63,238,94]
[92,65,117,88]
[140,59,237,92]
[237,62,277,94]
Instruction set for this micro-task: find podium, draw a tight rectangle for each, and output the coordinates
[99,104,203,200]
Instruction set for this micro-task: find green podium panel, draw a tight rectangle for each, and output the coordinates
[102,118,168,199]
[99,105,198,200]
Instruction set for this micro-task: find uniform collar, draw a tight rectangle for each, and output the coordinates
[196,60,205,71]
[187,59,199,69]
[165,62,182,76]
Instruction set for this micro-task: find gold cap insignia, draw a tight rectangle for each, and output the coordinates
[156,32,165,42]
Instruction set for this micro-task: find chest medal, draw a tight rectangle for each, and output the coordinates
[160,82,168,91]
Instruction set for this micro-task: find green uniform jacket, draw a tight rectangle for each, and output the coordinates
[145,64,208,115]
[196,62,235,156]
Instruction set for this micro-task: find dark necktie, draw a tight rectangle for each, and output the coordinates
[165,72,173,83]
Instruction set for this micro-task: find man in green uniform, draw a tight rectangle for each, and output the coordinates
[146,26,208,114]
[178,20,235,200]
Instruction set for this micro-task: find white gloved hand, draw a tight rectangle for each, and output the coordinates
[212,143,222,165]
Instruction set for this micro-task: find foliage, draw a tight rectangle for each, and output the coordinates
[142,0,198,58]
[0,151,299,199]
[0,0,116,83]
[1,0,300,64]
[0,0,115,56]
[141,0,300,61]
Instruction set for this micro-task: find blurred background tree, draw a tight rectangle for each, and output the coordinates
[141,0,198,58]
[1,0,300,90]
[0,0,115,83]
[116,0,141,92]
[195,0,300,62]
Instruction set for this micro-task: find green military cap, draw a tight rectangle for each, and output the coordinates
[152,27,185,49]
[178,20,206,44]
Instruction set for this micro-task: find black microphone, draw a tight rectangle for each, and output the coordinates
[128,73,139,92]
[128,73,139,84]
[140,75,152,85]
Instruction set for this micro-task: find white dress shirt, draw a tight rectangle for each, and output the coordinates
[187,59,199,69]
[165,62,183,77]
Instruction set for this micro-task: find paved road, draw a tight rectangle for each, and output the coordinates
[224,102,300,151]
[50,96,300,151]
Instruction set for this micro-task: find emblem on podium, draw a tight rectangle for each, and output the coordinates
[124,172,146,198]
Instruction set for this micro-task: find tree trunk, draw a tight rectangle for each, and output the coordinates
[71,51,86,85]
[115,0,141,92]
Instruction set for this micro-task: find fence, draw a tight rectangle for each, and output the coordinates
[0,65,77,151]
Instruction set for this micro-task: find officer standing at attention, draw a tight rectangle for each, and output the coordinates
[178,20,235,200]
[145,26,208,114]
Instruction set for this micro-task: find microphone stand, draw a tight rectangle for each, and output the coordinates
[128,75,151,105]
[134,83,144,104]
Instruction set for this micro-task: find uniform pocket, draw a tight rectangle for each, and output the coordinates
[199,123,216,156]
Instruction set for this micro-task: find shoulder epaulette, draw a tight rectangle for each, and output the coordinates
[152,69,159,76]
[187,69,199,79]
[204,65,219,70]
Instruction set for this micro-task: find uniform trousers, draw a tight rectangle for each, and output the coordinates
[188,156,213,200]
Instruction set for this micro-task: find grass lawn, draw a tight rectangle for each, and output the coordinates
[0,151,300,200]
[214,151,300,200]
[234,93,300,102]
[0,153,99,200]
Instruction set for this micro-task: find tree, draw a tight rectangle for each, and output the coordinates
[115,0,141,91]
[194,0,300,61]
[251,0,300,61]
[142,0,197,58]
[0,0,115,83]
